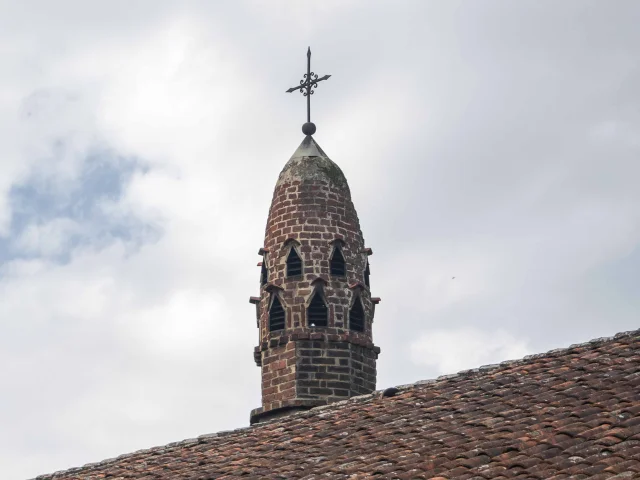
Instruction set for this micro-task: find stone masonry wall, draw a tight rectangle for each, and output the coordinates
[296,340,377,400]
[260,343,296,407]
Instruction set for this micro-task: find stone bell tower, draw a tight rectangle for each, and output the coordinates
[249,134,381,424]
[249,48,380,424]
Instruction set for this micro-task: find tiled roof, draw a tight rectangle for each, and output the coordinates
[37,329,640,479]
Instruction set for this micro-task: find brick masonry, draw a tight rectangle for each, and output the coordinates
[250,136,380,424]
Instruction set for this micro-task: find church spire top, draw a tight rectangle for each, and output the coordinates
[286,47,331,136]
[249,50,379,425]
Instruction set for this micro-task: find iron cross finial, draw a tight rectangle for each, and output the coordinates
[286,47,331,136]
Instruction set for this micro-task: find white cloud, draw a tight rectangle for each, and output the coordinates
[410,327,532,375]
[95,18,247,167]
[1,2,640,479]
[246,0,360,33]
[14,218,81,257]
[117,289,237,360]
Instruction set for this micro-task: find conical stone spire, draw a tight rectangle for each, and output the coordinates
[250,136,380,424]
[278,136,347,189]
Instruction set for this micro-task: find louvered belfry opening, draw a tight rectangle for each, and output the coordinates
[364,261,370,288]
[330,246,346,276]
[349,298,365,332]
[286,247,302,277]
[269,295,285,331]
[260,261,268,286]
[307,290,328,327]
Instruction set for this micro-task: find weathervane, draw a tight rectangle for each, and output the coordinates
[286,47,331,136]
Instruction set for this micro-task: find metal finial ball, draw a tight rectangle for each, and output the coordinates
[302,122,316,136]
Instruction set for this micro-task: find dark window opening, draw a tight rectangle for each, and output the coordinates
[349,299,365,332]
[286,247,302,277]
[330,246,346,276]
[260,261,268,286]
[269,296,285,331]
[364,261,370,288]
[307,291,328,327]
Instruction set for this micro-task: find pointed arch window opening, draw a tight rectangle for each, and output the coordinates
[330,246,346,276]
[260,258,268,286]
[307,289,328,327]
[286,246,303,277]
[269,294,286,332]
[364,260,370,288]
[349,297,365,332]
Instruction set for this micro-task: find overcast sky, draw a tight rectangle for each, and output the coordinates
[1,1,639,478]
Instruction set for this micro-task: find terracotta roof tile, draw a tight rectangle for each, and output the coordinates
[35,329,640,479]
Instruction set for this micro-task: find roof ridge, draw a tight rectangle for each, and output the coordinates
[396,327,639,390]
[33,328,640,480]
